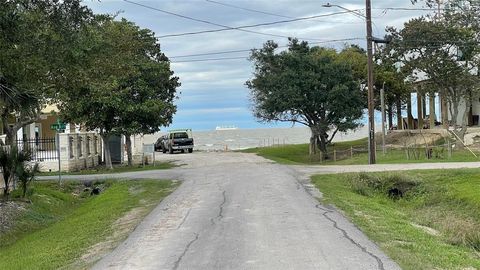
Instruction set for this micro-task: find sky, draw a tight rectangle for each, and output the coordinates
[84,0,434,131]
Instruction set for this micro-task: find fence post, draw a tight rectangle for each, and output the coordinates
[334,149,337,162]
[447,139,452,159]
[319,151,323,163]
[350,146,353,158]
[56,132,62,185]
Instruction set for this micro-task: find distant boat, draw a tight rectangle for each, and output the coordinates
[215,125,239,131]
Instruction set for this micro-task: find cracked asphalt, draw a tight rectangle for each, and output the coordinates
[38,152,480,269]
[76,152,411,270]
[34,153,478,270]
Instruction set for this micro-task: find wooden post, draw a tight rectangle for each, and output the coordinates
[350,146,353,158]
[429,93,436,129]
[422,94,427,123]
[396,99,403,130]
[441,93,448,128]
[417,91,423,129]
[334,149,337,162]
[447,138,452,159]
[381,86,386,155]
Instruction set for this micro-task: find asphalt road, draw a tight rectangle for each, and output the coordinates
[40,152,480,270]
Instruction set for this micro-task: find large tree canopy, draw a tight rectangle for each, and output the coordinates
[386,0,480,140]
[246,39,364,157]
[58,17,179,168]
[0,0,92,144]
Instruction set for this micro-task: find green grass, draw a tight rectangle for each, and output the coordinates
[312,169,480,270]
[38,161,178,176]
[0,179,178,269]
[242,138,480,165]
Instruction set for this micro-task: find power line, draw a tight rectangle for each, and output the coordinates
[170,40,480,63]
[205,0,358,24]
[157,10,359,38]
[171,56,247,63]
[122,0,353,41]
[170,49,252,59]
[373,7,448,11]
[169,38,366,63]
[205,0,293,19]
[169,38,364,59]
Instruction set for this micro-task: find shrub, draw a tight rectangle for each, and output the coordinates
[350,173,423,199]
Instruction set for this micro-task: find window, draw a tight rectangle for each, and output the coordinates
[173,132,188,139]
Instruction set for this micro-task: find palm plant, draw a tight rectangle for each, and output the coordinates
[0,145,36,198]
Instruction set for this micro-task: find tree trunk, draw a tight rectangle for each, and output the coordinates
[407,97,413,129]
[454,98,471,148]
[387,103,393,130]
[125,134,133,166]
[309,125,328,159]
[309,136,316,155]
[318,133,328,159]
[101,133,113,170]
[2,119,16,145]
[2,166,11,197]
[396,99,403,130]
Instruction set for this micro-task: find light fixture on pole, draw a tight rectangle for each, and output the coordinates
[322,1,376,164]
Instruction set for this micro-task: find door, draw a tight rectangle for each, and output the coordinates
[108,135,122,164]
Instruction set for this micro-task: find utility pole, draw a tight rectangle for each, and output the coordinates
[381,82,386,155]
[366,0,376,164]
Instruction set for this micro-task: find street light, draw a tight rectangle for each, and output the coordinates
[323,1,376,164]
[321,3,366,20]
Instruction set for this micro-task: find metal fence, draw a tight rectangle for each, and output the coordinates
[16,137,58,161]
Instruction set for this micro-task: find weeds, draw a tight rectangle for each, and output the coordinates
[313,170,480,269]
[350,173,423,199]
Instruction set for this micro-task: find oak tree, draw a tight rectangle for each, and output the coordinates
[247,39,364,158]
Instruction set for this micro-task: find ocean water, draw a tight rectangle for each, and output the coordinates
[143,126,370,151]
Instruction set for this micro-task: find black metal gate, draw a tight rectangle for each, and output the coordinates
[108,135,122,164]
[15,138,58,161]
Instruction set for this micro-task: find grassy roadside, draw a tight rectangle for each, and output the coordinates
[312,169,480,270]
[0,179,178,269]
[38,161,178,176]
[242,138,480,165]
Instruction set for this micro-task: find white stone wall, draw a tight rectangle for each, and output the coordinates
[45,132,102,172]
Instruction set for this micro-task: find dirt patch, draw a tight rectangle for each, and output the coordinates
[411,223,440,236]
[0,201,27,234]
[67,207,146,269]
[385,131,444,147]
[128,185,145,195]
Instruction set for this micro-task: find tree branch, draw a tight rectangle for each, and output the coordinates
[327,128,339,144]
